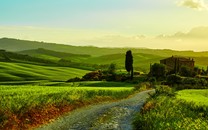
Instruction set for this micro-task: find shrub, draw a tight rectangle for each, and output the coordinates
[148,77,156,85]
[180,66,193,77]
[82,70,103,81]
[67,77,81,82]
[155,85,174,96]
[134,82,151,91]
[150,63,166,80]
[108,63,116,74]
[182,77,198,85]
[166,74,182,85]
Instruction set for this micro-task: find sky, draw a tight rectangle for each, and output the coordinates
[1,0,208,51]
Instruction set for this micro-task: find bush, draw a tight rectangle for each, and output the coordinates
[182,77,198,85]
[67,77,81,82]
[134,82,151,91]
[180,66,193,77]
[148,77,156,85]
[166,74,182,85]
[150,63,166,80]
[155,85,174,96]
[82,70,103,81]
[108,63,116,74]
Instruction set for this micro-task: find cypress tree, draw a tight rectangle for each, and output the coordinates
[125,50,133,80]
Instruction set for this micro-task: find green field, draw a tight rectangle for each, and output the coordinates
[0,62,89,81]
[177,89,208,106]
[0,84,134,129]
[0,85,134,112]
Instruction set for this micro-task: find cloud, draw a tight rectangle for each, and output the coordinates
[158,26,208,39]
[179,0,208,10]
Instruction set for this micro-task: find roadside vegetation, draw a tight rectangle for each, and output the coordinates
[133,86,208,130]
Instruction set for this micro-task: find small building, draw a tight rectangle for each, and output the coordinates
[160,56,195,73]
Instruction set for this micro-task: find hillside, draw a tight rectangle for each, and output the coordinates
[0,49,55,65]
[0,62,89,81]
[17,47,208,72]
[2,38,208,57]
[17,48,165,72]
[19,48,91,62]
[1,38,208,72]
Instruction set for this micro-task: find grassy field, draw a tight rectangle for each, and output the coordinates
[177,89,208,106]
[0,83,134,129]
[133,87,208,130]
[0,62,89,81]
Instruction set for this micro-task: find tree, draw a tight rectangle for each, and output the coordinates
[180,66,192,77]
[108,63,116,74]
[125,50,133,80]
[150,63,166,80]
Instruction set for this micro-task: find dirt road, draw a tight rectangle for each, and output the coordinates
[36,89,154,130]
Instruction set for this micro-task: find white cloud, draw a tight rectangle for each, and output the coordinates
[179,0,208,10]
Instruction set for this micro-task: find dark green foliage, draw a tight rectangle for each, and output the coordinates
[82,71,103,81]
[180,66,193,77]
[125,50,133,80]
[150,63,166,80]
[134,82,151,91]
[125,50,133,72]
[148,77,156,85]
[108,63,116,74]
[67,77,82,82]
[166,74,182,85]
[182,77,198,85]
[155,85,174,96]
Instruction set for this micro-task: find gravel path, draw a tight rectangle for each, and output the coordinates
[36,89,155,130]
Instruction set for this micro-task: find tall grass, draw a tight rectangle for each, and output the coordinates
[0,85,134,129]
[133,86,208,130]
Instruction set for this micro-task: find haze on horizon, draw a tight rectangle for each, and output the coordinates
[1,0,208,51]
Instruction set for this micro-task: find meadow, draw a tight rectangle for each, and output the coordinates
[0,83,134,129]
[0,62,89,81]
[133,86,208,130]
[177,89,208,106]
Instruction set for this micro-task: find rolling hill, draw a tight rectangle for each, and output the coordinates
[0,62,89,82]
[2,37,208,57]
[19,48,91,62]
[1,37,208,73]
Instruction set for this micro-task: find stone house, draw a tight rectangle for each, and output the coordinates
[160,56,195,73]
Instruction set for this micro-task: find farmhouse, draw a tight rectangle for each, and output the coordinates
[160,56,195,73]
